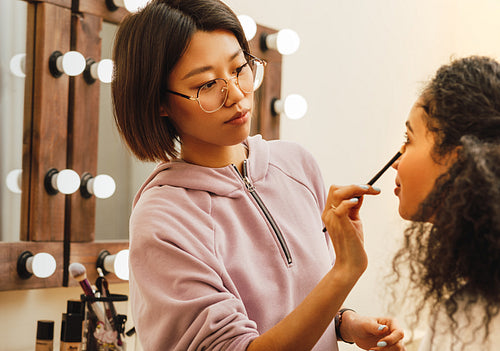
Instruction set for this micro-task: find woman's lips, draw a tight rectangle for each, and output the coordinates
[225,110,250,124]
[394,186,401,196]
[394,178,401,196]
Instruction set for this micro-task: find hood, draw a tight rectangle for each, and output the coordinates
[133,135,270,206]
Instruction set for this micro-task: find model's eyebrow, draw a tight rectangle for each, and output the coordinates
[405,120,414,134]
[181,49,243,80]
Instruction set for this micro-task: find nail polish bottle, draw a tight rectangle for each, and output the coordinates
[36,320,54,351]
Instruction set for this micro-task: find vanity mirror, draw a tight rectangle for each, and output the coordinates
[0,0,282,292]
[1,0,27,243]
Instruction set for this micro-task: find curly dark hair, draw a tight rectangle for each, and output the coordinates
[391,56,500,347]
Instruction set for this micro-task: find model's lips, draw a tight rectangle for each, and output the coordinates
[225,110,250,124]
[394,177,401,196]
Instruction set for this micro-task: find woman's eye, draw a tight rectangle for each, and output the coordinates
[403,132,410,144]
[235,61,249,74]
[201,80,218,90]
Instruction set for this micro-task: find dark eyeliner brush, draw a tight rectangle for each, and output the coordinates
[322,150,402,233]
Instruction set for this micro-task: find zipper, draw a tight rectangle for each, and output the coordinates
[233,160,293,265]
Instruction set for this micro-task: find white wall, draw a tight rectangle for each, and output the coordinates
[225,0,500,348]
[2,1,500,350]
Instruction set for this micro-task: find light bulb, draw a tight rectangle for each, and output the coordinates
[60,51,86,76]
[238,15,257,41]
[84,58,114,84]
[110,0,150,12]
[50,51,86,77]
[10,53,26,78]
[89,174,116,199]
[29,253,57,278]
[272,94,308,120]
[17,251,57,279]
[264,29,300,55]
[100,249,130,280]
[96,59,113,83]
[6,169,22,194]
[45,168,81,195]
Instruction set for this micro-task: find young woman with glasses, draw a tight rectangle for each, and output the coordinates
[112,1,405,350]
[324,56,500,350]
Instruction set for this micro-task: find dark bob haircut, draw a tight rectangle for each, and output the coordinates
[112,0,249,162]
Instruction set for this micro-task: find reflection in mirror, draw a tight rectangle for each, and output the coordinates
[96,21,154,240]
[0,0,26,242]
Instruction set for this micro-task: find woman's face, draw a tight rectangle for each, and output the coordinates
[392,99,455,220]
[164,30,253,157]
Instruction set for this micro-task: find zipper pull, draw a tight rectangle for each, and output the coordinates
[241,160,255,192]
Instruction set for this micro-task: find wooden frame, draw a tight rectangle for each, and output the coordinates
[0,1,282,291]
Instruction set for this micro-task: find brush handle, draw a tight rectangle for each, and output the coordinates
[79,278,95,297]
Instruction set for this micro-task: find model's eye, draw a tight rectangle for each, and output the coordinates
[403,132,410,144]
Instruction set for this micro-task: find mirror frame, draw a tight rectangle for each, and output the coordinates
[0,0,281,291]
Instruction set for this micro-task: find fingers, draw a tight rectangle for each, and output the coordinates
[324,184,380,217]
[370,318,405,351]
[369,340,406,351]
[329,184,381,205]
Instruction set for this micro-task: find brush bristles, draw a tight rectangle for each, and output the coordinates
[69,262,87,281]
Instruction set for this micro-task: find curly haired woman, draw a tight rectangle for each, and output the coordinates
[323,56,500,350]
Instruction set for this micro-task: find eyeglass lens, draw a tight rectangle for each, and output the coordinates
[198,59,264,113]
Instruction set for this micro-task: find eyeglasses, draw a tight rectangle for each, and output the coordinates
[166,53,266,113]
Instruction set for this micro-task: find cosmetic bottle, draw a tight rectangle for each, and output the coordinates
[60,300,83,351]
[36,320,54,351]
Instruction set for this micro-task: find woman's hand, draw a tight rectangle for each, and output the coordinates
[321,184,380,278]
[340,310,406,350]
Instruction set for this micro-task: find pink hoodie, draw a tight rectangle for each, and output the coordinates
[129,135,338,350]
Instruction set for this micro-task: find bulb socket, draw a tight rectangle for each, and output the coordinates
[44,168,60,195]
[80,172,94,198]
[83,58,97,84]
[17,251,34,279]
[105,0,119,11]
[49,51,63,78]
[96,249,111,275]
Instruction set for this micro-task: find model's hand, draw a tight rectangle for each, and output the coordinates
[341,311,406,350]
[321,184,380,277]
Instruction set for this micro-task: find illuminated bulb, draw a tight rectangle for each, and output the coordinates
[107,0,150,12]
[80,173,116,199]
[10,53,26,78]
[98,249,130,280]
[45,168,81,195]
[17,251,57,279]
[49,51,86,77]
[263,29,300,55]
[89,174,116,199]
[6,169,22,194]
[238,15,257,41]
[272,94,308,120]
[84,59,113,84]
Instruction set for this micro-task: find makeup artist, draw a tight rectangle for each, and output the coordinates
[327,56,500,350]
[111,0,405,350]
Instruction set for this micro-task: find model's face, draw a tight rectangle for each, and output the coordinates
[392,99,455,220]
[165,30,253,156]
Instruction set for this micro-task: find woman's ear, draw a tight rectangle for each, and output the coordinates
[159,104,168,117]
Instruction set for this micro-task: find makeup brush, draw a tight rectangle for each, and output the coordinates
[96,267,122,344]
[322,150,402,232]
[366,151,402,186]
[69,263,111,330]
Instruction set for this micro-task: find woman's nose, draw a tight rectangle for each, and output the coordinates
[392,157,400,170]
[225,77,246,106]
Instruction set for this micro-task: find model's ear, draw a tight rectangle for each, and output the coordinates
[159,104,168,117]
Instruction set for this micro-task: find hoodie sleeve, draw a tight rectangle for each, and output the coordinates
[129,185,259,351]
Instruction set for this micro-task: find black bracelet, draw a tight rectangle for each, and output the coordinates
[334,308,355,344]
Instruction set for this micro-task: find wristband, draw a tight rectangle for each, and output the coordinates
[334,308,355,344]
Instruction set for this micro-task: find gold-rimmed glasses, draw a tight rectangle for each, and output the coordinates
[166,52,266,113]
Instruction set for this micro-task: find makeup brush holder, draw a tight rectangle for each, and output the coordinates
[81,294,128,351]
